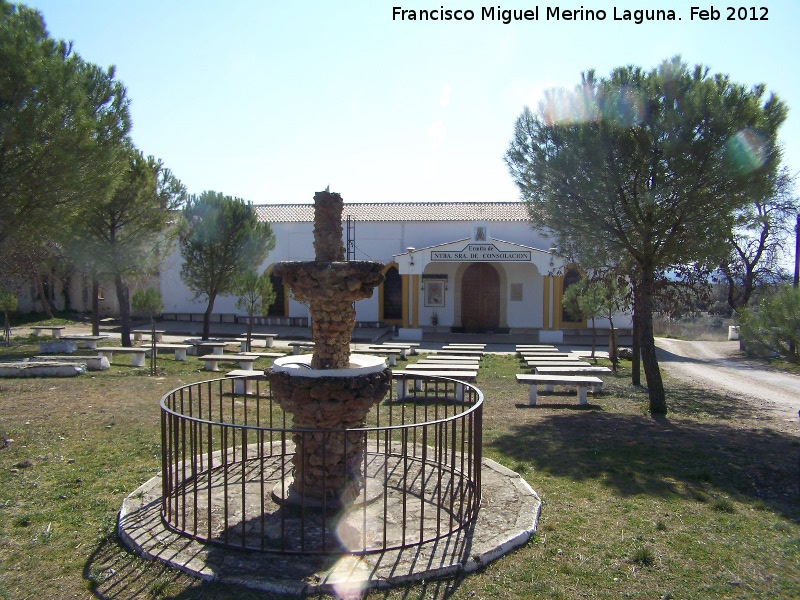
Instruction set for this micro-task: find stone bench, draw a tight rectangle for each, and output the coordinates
[516,344,557,351]
[183,340,227,356]
[393,370,478,402]
[525,360,591,369]
[533,366,611,379]
[438,347,485,356]
[31,355,109,371]
[406,362,480,371]
[225,369,267,395]
[0,361,86,377]
[132,329,165,342]
[199,354,257,371]
[384,342,419,355]
[96,347,147,367]
[60,335,108,350]
[516,374,604,406]
[365,345,408,363]
[433,348,484,356]
[143,343,192,361]
[288,341,314,355]
[30,325,66,338]
[235,334,277,351]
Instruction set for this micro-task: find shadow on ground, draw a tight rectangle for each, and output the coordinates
[490,400,800,521]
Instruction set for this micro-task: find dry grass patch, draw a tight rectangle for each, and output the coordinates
[1,344,798,599]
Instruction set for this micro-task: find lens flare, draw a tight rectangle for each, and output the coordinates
[541,83,598,125]
[602,85,647,127]
[725,129,768,174]
[327,555,371,600]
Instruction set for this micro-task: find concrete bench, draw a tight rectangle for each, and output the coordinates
[431,346,486,356]
[133,329,165,342]
[288,341,314,355]
[384,342,419,355]
[182,338,232,354]
[408,362,480,370]
[516,374,604,406]
[534,366,611,377]
[366,345,409,360]
[143,343,192,361]
[96,347,147,367]
[225,369,267,395]
[199,354,257,371]
[0,361,86,377]
[250,333,278,347]
[419,354,477,361]
[516,344,557,351]
[60,335,108,350]
[30,325,66,338]
[31,355,110,371]
[525,360,591,368]
[393,370,478,402]
[443,344,486,349]
[235,334,277,351]
[438,347,485,356]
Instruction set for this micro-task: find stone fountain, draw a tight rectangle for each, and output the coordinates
[268,190,392,507]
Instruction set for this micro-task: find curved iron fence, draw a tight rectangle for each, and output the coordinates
[160,372,483,554]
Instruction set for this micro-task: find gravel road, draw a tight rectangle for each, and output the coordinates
[655,337,800,426]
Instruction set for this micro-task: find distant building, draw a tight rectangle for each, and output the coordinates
[157,201,631,340]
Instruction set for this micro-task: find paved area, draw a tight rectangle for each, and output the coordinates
[119,458,541,595]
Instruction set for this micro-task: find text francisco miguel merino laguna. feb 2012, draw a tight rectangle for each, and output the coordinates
[392,5,770,24]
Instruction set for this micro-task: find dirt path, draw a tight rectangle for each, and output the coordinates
[655,337,800,426]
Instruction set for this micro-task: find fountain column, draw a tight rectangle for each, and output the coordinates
[269,190,392,506]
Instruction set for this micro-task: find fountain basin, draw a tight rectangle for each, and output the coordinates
[272,353,387,377]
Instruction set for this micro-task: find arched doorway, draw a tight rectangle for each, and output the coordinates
[382,266,403,322]
[461,263,500,332]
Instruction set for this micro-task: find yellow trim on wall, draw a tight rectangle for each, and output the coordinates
[411,274,419,328]
[553,274,564,329]
[401,274,409,327]
[543,276,551,330]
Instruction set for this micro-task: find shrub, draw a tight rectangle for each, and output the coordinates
[738,286,800,362]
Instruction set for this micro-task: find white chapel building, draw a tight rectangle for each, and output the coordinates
[159,201,629,341]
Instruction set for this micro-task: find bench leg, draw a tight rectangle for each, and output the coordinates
[234,378,251,395]
[577,385,588,405]
[133,332,142,342]
[455,382,464,403]
[175,349,187,361]
[396,379,407,400]
[205,360,218,371]
[293,346,300,355]
[52,329,62,339]
[154,333,163,342]
[240,341,248,352]
[130,353,145,368]
[387,354,396,366]
[212,346,223,355]
[265,337,274,348]
[529,385,538,406]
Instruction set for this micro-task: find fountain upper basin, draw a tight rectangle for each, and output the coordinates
[272,353,387,378]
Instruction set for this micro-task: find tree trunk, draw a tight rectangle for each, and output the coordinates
[114,273,131,347]
[631,282,641,386]
[91,276,100,336]
[246,314,254,353]
[590,318,596,361]
[36,277,53,319]
[202,294,217,340]
[638,268,667,414]
[150,316,157,375]
[608,315,617,372]
[3,311,10,347]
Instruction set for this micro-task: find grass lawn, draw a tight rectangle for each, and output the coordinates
[1,337,799,599]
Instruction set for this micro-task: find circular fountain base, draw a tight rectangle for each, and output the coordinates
[271,474,384,509]
[118,457,541,595]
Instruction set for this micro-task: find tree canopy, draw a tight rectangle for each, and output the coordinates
[505,56,786,413]
[70,147,186,345]
[0,1,130,250]
[178,191,275,339]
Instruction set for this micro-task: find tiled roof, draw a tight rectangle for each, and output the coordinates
[253,202,530,223]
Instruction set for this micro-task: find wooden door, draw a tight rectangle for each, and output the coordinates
[461,263,500,332]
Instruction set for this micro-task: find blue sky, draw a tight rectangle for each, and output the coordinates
[21,0,800,205]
